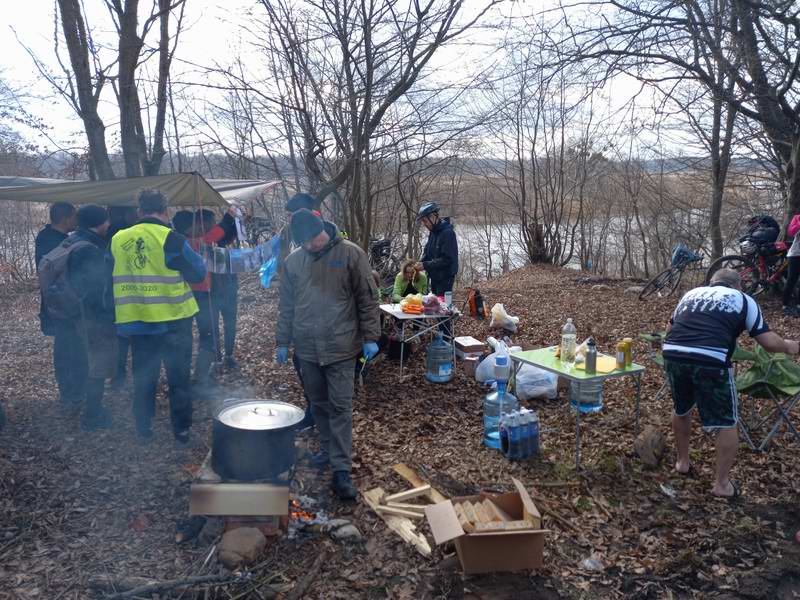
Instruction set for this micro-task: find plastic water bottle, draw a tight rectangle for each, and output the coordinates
[508,411,522,460]
[561,318,577,366]
[483,369,519,449]
[570,380,604,413]
[529,410,540,455]
[494,352,510,382]
[520,409,533,459]
[425,333,453,383]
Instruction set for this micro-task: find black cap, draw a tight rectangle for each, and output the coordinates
[77,204,109,229]
[137,189,168,214]
[285,192,316,213]
[290,209,324,245]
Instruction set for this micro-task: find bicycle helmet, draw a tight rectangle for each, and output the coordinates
[416,201,440,221]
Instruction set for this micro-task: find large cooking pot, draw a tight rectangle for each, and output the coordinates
[211,399,305,481]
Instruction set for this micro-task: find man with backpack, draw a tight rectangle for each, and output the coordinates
[35,202,78,408]
[111,190,206,444]
[38,204,116,429]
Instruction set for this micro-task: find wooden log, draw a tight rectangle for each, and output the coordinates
[473,520,533,533]
[385,502,427,515]
[363,487,431,557]
[482,499,512,522]
[472,501,491,524]
[375,505,425,520]
[384,484,431,504]
[392,464,448,503]
[459,501,479,524]
[286,550,326,600]
[453,503,475,533]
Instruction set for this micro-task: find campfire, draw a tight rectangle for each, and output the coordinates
[289,499,316,523]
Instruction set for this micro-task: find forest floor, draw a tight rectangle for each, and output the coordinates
[2,264,800,599]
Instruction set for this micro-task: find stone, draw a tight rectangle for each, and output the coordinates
[634,425,666,468]
[591,284,613,291]
[624,286,645,295]
[217,527,266,570]
[330,524,363,543]
[321,518,352,533]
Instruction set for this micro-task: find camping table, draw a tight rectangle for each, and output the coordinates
[379,304,459,376]
[510,346,645,469]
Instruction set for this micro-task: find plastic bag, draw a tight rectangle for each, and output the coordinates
[259,255,278,288]
[514,364,558,400]
[489,303,520,333]
[475,340,522,383]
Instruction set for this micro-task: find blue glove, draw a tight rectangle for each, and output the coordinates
[363,342,379,361]
[276,346,289,365]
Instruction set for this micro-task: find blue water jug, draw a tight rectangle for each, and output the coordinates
[425,333,454,383]
[570,380,603,413]
[483,382,519,449]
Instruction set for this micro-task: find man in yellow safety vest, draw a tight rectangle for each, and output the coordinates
[111,189,207,444]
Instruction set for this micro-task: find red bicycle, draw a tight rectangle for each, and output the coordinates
[704,237,788,296]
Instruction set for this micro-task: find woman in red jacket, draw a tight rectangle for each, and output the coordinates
[783,213,800,316]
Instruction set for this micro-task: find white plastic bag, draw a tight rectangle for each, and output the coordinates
[514,364,558,400]
[489,303,520,333]
[475,340,522,383]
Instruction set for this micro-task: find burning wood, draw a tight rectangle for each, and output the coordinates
[289,499,317,523]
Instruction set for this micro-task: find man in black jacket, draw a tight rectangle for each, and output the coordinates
[67,204,116,430]
[35,202,78,408]
[415,201,459,296]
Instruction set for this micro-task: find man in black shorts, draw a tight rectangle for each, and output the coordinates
[664,268,799,498]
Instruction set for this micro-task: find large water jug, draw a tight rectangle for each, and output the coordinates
[570,380,603,413]
[425,334,454,383]
[483,381,519,449]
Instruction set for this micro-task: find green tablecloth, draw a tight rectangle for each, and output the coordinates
[511,346,645,382]
[734,345,800,398]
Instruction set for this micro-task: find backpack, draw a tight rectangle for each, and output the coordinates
[38,237,93,320]
[467,288,488,320]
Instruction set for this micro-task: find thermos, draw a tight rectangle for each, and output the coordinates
[585,337,597,375]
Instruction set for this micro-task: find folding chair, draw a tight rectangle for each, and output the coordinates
[734,346,800,451]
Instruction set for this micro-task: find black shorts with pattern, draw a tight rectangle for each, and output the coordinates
[664,358,738,429]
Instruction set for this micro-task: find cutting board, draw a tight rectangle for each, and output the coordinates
[575,355,617,373]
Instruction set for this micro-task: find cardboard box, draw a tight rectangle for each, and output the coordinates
[463,356,479,377]
[454,336,486,355]
[424,478,547,574]
[455,348,483,360]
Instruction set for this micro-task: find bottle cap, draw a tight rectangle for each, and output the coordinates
[495,355,508,366]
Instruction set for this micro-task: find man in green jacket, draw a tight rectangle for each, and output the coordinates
[275,209,380,500]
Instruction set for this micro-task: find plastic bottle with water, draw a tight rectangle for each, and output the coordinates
[509,411,524,459]
[482,353,518,449]
[561,318,577,365]
[529,409,540,455]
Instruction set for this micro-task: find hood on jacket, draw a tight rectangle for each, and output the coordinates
[432,217,453,234]
[309,221,342,260]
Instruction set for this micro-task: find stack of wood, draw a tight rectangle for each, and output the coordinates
[452,498,532,533]
[374,485,432,520]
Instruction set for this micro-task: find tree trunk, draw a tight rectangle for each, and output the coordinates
[118,1,145,177]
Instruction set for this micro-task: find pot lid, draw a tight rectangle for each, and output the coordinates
[216,400,305,430]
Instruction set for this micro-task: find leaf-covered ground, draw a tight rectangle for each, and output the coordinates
[2,264,800,599]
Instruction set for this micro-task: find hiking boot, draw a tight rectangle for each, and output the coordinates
[296,410,315,433]
[307,450,329,468]
[174,429,191,447]
[223,356,238,370]
[81,407,112,431]
[331,470,358,501]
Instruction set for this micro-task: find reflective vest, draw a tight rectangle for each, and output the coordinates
[111,222,198,324]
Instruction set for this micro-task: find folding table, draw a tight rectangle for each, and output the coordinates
[379,304,459,376]
[510,346,645,469]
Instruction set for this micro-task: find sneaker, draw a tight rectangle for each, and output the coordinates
[81,408,112,431]
[331,470,358,501]
[174,429,191,447]
[307,450,329,468]
[223,356,238,370]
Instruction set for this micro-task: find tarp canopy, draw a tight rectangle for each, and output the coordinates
[0,173,282,208]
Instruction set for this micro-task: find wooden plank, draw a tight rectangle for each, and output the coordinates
[392,464,448,504]
[482,499,512,522]
[385,502,427,515]
[363,487,431,557]
[375,505,425,520]
[384,485,431,504]
[473,520,534,533]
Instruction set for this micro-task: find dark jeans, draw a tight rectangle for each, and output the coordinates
[129,318,193,435]
[114,335,130,384]
[783,256,800,306]
[298,357,357,472]
[194,292,216,382]
[211,274,238,360]
[53,320,87,405]
[85,377,105,418]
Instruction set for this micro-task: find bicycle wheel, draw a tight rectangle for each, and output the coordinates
[705,255,762,296]
[639,267,681,301]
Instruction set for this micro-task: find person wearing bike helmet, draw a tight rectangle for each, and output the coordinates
[783,212,800,316]
[415,201,459,296]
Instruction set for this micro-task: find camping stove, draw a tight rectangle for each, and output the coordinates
[190,451,291,536]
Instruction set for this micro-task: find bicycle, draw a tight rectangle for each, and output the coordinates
[639,244,704,301]
[704,237,788,297]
